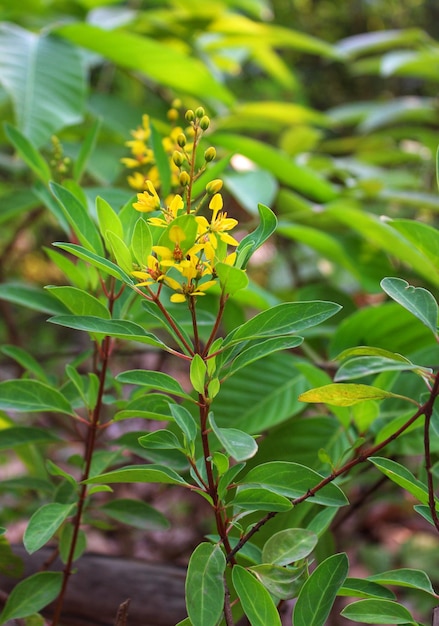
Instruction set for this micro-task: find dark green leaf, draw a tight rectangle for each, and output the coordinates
[0,427,60,450]
[339,578,395,600]
[101,498,169,530]
[46,286,110,319]
[340,599,416,624]
[0,380,73,415]
[232,565,282,626]
[116,369,193,400]
[369,457,430,505]
[84,464,190,486]
[367,568,437,595]
[381,277,438,336]
[232,487,292,513]
[4,123,50,183]
[185,543,226,626]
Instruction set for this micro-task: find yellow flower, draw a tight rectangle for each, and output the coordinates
[132,255,165,286]
[148,194,185,228]
[127,171,147,191]
[133,180,161,212]
[196,192,239,253]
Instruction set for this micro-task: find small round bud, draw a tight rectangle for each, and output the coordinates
[195,106,205,118]
[167,108,179,122]
[204,147,216,162]
[206,178,223,194]
[199,115,210,131]
[172,150,185,167]
[171,98,182,109]
[185,109,195,122]
[179,171,190,186]
[177,133,187,147]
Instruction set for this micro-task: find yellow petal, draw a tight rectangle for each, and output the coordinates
[209,193,223,213]
[170,293,186,303]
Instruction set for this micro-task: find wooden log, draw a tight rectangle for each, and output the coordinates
[0,546,187,626]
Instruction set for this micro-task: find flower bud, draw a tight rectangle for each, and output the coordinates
[204,147,216,162]
[177,133,186,147]
[206,179,223,194]
[179,171,190,186]
[167,108,179,122]
[185,109,195,122]
[195,106,205,118]
[171,98,182,109]
[200,115,210,131]
[172,150,184,167]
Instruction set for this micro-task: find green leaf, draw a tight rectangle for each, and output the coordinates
[340,599,416,624]
[190,354,207,395]
[74,117,101,182]
[1,345,49,382]
[57,22,233,104]
[225,336,303,378]
[223,301,341,346]
[334,356,430,382]
[0,282,70,315]
[46,286,110,319]
[293,553,348,626]
[116,369,193,400]
[170,404,198,445]
[50,182,104,256]
[24,503,75,555]
[299,383,415,407]
[131,217,153,267]
[367,568,437,596]
[59,524,86,564]
[107,231,133,273]
[381,277,438,336]
[138,429,182,450]
[369,457,430,505]
[96,196,124,246]
[249,563,306,600]
[0,427,60,450]
[0,380,73,415]
[185,543,226,626]
[83,464,190,486]
[49,317,168,350]
[4,123,50,183]
[339,578,395,600]
[241,462,348,507]
[214,134,337,202]
[101,498,169,530]
[0,572,63,624]
[262,529,317,566]
[232,564,282,626]
[232,487,292,513]
[210,413,258,462]
[236,204,277,270]
[0,23,86,147]
[53,242,134,284]
[215,262,249,295]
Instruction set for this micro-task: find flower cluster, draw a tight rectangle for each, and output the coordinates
[128,107,240,304]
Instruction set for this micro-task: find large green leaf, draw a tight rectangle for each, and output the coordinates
[209,413,258,462]
[369,457,431,506]
[56,22,232,104]
[334,355,430,382]
[0,572,63,624]
[224,336,303,378]
[24,503,75,554]
[367,568,436,596]
[0,282,70,315]
[53,242,134,284]
[262,529,317,566]
[340,599,416,624]
[185,543,226,626]
[0,380,73,415]
[338,578,395,600]
[381,277,438,336]
[248,563,306,600]
[116,370,193,400]
[83,464,189,486]
[232,565,282,626]
[241,461,348,507]
[101,498,169,530]
[293,553,348,626]
[0,427,60,450]
[223,301,341,346]
[45,286,110,319]
[214,133,337,202]
[0,23,85,147]
[232,487,293,513]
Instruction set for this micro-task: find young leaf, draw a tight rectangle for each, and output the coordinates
[4,123,50,183]
[96,196,124,245]
[107,231,133,274]
[190,354,207,395]
[131,217,153,267]
[262,529,317,566]
[381,277,438,337]
[299,383,415,407]
[0,571,63,624]
[369,457,430,505]
[241,461,348,506]
[293,553,348,626]
[24,503,75,554]
[185,543,226,626]
[209,413,258,462]
[340,599,416,624]
[249,563,306,600]
[101,498,169,530]
[170,404,198,445]
[232,564,282,626]
[215,262,249,295]
[0,380,73,415]
[235,204,278,269]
